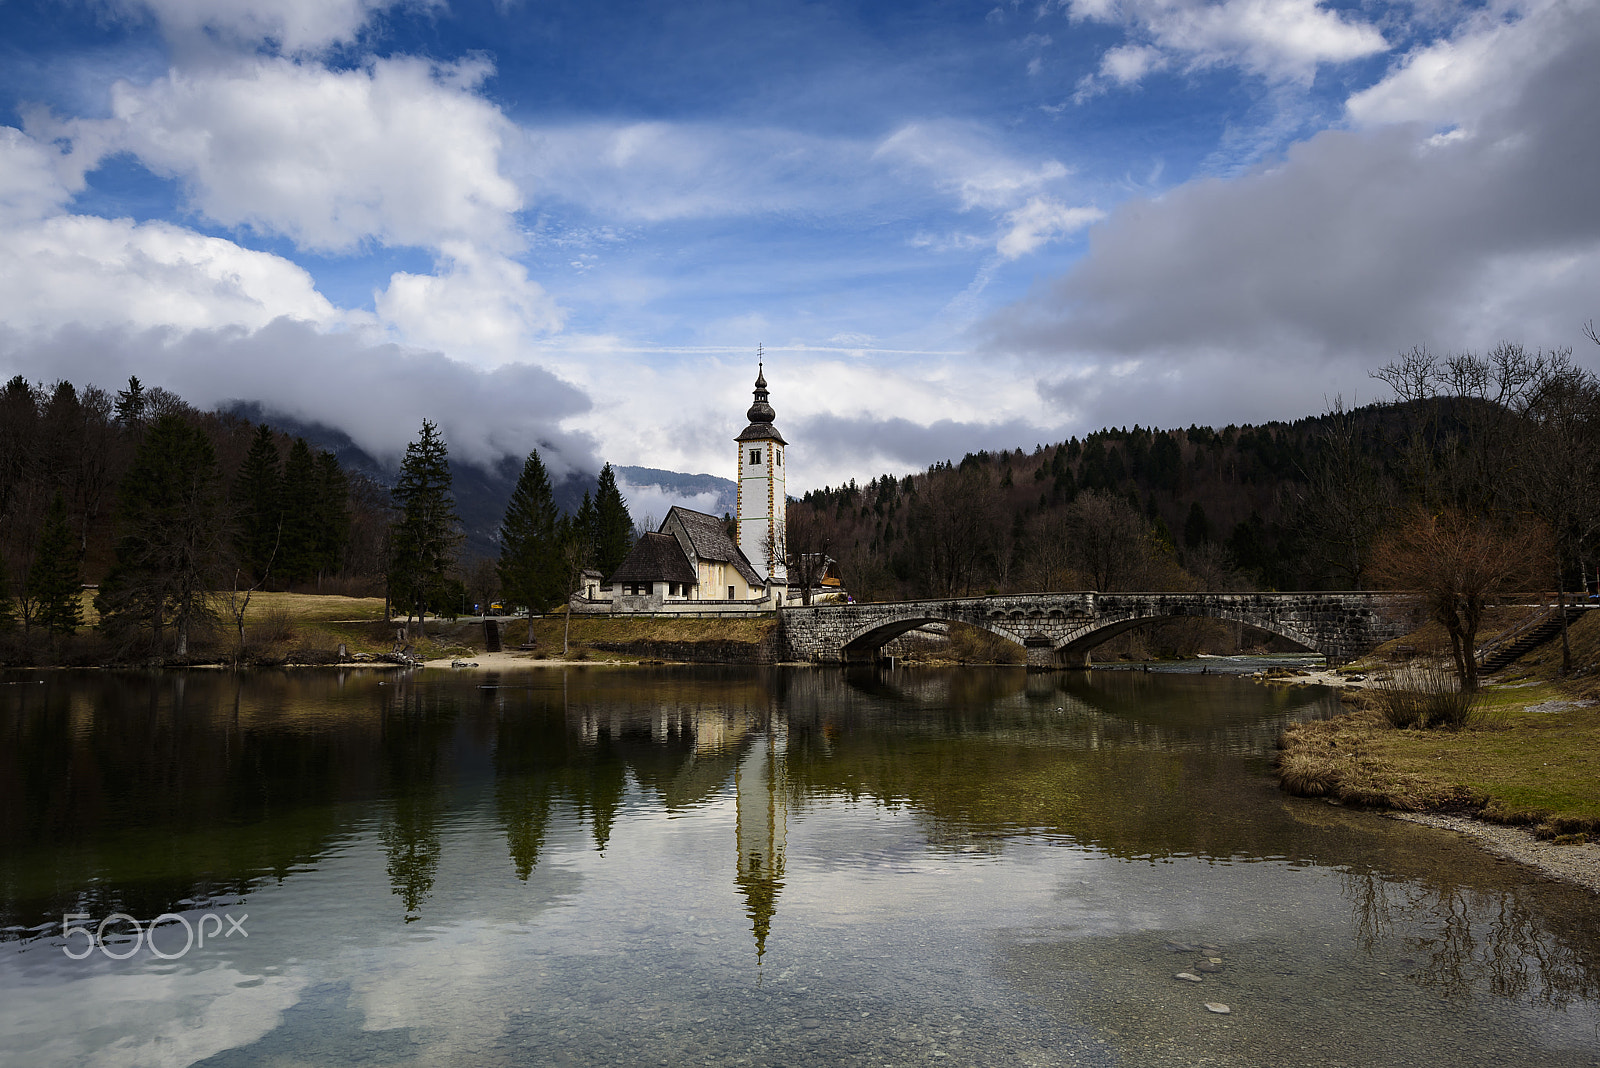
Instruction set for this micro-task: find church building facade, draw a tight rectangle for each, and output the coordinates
[572,363,793,615]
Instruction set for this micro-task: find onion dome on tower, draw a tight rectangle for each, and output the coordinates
[737,362,787,445]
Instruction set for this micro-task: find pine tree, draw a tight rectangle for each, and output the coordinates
[314,449,350,583]
[498,449,562,636]
[279,438,320,583]
[96,414,226,657]
[389,420,461,635]
[234,424,282,583]
[31,491,82,635]
[592,463,634,577]
[114,375,146,427]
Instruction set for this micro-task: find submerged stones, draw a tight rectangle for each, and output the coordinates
[1204,1003,1231,1015]
[1174,972,1204,983]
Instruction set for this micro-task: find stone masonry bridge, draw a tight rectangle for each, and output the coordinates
[780,591,1422,668]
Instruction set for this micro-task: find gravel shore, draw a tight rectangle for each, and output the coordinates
[1388,812,1600,893]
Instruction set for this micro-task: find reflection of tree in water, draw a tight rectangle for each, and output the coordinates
[493,698,563,880]
[1,671,370,937]
[1345,867,1600,1008]
[491,683,630,880]
[379,685,455,920]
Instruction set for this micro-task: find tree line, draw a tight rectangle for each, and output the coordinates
[0,375,385,659]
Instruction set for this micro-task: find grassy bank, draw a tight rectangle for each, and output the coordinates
[2,591,780,667]
[1278,610,1600,842]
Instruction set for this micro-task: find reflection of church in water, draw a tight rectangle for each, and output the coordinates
[735,723,787,962]
[565,699,791,962]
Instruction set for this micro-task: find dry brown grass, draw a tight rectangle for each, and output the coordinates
[1280,677,1600,839]
[242,590,388,622]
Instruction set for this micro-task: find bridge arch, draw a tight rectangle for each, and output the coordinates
[839,614,1032,662]
[1050,610,1321,667]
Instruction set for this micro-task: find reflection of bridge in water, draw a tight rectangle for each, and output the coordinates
[782,591,1421,667]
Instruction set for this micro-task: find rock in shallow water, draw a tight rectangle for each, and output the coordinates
[1174,972,1204,983]
[1204,1003,1231,1015]
[1195,962,1222,973]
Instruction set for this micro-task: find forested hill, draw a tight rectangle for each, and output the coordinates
[788,404,1413,601]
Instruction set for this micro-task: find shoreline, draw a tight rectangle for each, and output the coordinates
[1386,811,1600,894]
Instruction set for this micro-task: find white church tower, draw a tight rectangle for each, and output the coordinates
[736,358,788,590]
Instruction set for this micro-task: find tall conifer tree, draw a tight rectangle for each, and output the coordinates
[389,420,461,635]
[498,449,561,638]
[234,424,282,582]
[314,449,350,582]
[592,463,634,577]
[113,375,146,427]
[279,438,320,583]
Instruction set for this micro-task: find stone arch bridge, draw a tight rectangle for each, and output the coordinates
[780,592,1421,668]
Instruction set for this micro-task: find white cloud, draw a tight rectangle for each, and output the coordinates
[997,197,1105,259]
[1346,1,1557,130]
[0,127,72,222]
[116,0,432,54]
[36,55,522,254]
[874,122,1071,211]
[616,480,725,526]
[376,243,564,365]
[1101,43,1167,85]
[0,212,340,337]
[1072,0,1388,87]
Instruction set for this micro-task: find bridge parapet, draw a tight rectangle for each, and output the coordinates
[780,591,1420,666]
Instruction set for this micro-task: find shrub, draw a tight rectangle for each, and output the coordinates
[1372,660,1483,730]
[250,608,295,646]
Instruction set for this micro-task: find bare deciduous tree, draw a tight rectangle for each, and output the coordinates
[1064,490,1157,592]
[785,506,833,605]
[1369,506,1551,690]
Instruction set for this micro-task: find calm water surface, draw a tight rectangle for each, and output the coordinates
[1,664,1597,1067]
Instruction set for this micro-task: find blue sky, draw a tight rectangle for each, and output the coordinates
[2,0,1596,491]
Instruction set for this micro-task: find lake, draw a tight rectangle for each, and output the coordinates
[1,664,1597,1066]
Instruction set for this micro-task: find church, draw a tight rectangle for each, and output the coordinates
[573,363,819,614]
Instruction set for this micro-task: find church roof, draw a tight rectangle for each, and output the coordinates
[665,506,766,587]
[608,532,698,586]
[736,422,787,444]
